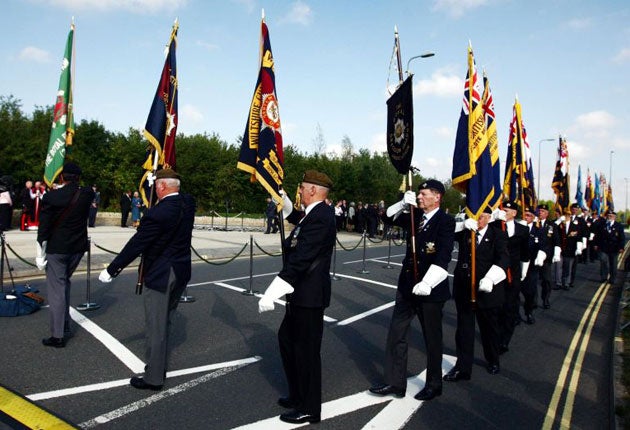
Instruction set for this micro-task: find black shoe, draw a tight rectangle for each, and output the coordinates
[414,387,442,401]
[553,285,561,290]
[569,284,574,288]
[526,314,535,325]
[279,410,321,424]
[487,364,500,375]
[130,376,163,391]
[443,369,471,382]
[369,384,405,397]
[277,397,297,409]
[499,344,509,355]
[543,299,550,309]
[42,337,65,348]
[561,285,569,291]
[513,317,521,327]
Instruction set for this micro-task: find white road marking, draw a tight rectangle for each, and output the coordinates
[332,273,398,289]
[69,306,145,374]
[233,355,456,429]
[79,361,257,428]
[213,282,337,323]
[27,356,261,401]
[336,302,395,326]
[343,254,406,265]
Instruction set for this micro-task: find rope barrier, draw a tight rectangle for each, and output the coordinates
[335,235,364,252]
[253,240,283,257]
[92,242,120,255]
[5,242,36,267]
[190,242,248,265]
[366,235,386,244]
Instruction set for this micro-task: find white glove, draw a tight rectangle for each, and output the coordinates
[589,232,595,241]
[478,277,493,293]
[582,237,587,248]
[279,190,293,219]
[520,261,530,281]
[491,209,507,222]
[258,276,294,313]
[454,221,465,233]
[463,218,478,231]
[518,219,528,226]
[403,191,417,207]
[575,241,583,256]
[412,264,448,296]
[35,241,47,270]
[554,216,565,225]
[147,172,156,187]
[99,269,113,283]
[534,250,547,266]
[485,264,507,284]
[552,246,561,263]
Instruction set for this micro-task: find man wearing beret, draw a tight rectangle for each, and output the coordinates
[99,168,196,391]
[557,203,587,289]
[369,179,455,401]
[520,206,546,321]
[36,162,95,347]
[444,206,509,380]
[258,169,336,424]
[594,210,625,284]
[535,204,561,316]
[497,201,530,354]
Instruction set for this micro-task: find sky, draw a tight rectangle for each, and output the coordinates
[3,0,630,207]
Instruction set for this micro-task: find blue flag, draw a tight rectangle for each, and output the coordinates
[575,164,584,208]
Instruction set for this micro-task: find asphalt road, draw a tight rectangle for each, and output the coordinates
[0,240,625,429]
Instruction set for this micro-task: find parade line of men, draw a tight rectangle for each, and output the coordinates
[35,164,625,425]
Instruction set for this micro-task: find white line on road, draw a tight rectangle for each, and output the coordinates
[79,361,257,428]
[69,306,145,374]
[233,355,456,430]
[336,302,395,326]
[27,356,261,401]
[332,273,398,289]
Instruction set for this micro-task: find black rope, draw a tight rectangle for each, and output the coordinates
[335,235,364,252]
[92,242,120,255]
[190,242,248,265]
[5,242,37,267]
[253,240,283,257]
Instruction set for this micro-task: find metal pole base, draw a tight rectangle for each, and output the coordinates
[331,274,340,281]
[179,295,196,303]
[76,303,101,311]
[241,290,259,296]
[382,264,394,269]
[358,269,370,274]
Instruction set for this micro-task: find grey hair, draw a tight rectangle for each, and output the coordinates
[157,178,180,188]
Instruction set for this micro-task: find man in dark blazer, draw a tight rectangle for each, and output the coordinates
[594,210,626,283]
[497,201,530,354]
[521,207,546,323]
[120,190,132,227]
[444,207,509,381]
[36,162,94,348]
[558,203,587,289]
[99,168,196,391]
[369,179,455,401]
[536,204,561,313]
[258,170,336,425]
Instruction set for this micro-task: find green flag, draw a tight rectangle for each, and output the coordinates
[44,23,75,187]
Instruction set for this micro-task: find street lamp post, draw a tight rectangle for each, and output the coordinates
[609,150,614,192]
[624,177,628,223]
[537,138,555,201]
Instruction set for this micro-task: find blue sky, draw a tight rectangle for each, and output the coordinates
[3,0,629,206]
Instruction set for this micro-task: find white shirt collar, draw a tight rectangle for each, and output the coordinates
[423,206,439,222]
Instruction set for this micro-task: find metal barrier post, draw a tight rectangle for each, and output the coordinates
[242,234,258,295]
[383,226,393,269]
[358,230,370,274]
[179,285,196,303]
[1,233,6,292]
[77,237,101,311]
[331,240,340,281]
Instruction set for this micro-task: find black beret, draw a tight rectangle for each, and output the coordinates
[418,179,445,195]
[482,206,493,214]
[570,203,580,209]
[537,203,549,211]
[607,210,617,215]
[302,170,333,189]
[62,162,81,175]
[155,168,180,180]
[503,200,519,211]
[523,206,534,214]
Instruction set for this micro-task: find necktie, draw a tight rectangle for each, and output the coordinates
[417,215,427,232]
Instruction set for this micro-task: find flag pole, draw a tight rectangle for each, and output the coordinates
[468,42,477,306]
[394,26,419,283]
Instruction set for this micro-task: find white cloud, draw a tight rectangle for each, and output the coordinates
[434,126,454,139]
[432,0,489,19]
[564,18,592,30]
[17,46,51,63]
[613,48,630,63]
[414,68,463,97]
[39,0,187,13]
[196,40,219,52]
[571,110,617,139]
[369,132,386,155]
[281,1,313,26]
[181,104,203,123]
[231,0,256,13]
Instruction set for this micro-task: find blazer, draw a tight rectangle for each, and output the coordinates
[107,193,196,293]
[505,221,530,275]
[453,223,509,309]
[596,221,625,254]
[280,201,336,308]
[559,216,586,257]
[387,208,455,303]
[37,182,94,254]
[537,219,560,264]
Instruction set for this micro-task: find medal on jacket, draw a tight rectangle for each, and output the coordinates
[425,241,436,254]
[291,226,301,248]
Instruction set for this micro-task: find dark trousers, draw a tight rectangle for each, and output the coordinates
[384,291,444,391]
[454,300,500,374]
[522,265,539,315]
[278,304,324,415]
[46,253,83,338]
[499,277,520,346]
[562,256,576,286]
[121,210,129,227]
[600,252,619,283]
[539,262,552,302]
[88,207,98,227]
